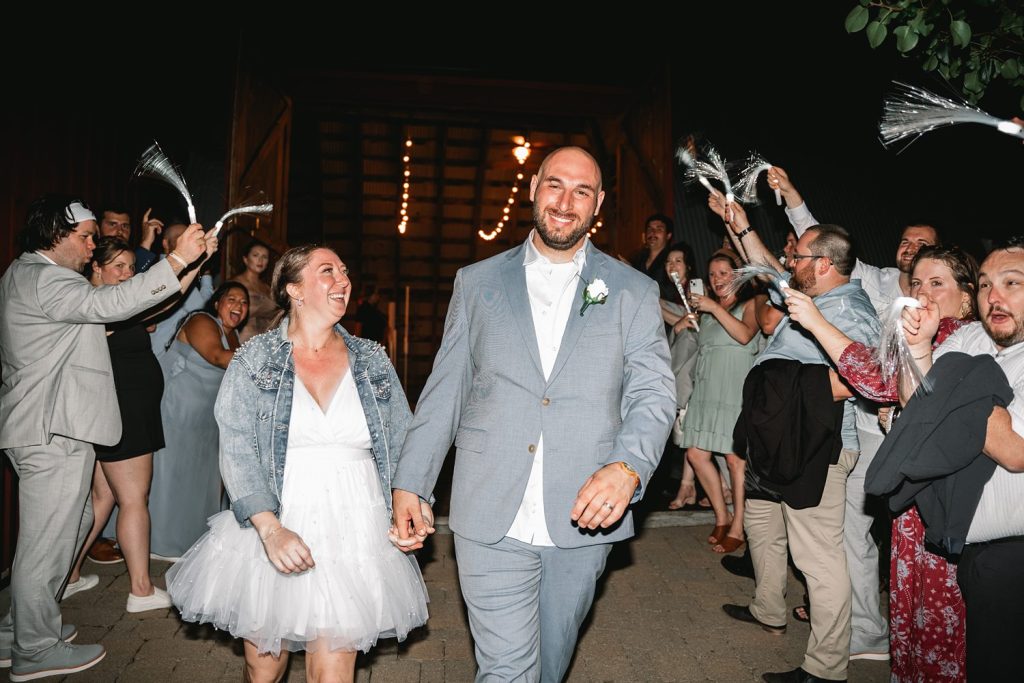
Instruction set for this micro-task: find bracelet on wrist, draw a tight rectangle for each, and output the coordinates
[618,461,640,484]
[168,251,188,268]
[735,226,755,240]
[260,526,283,542]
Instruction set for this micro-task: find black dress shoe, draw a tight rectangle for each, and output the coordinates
[721,547,754,579]
[721,603,786,634]
[762,667,845,683]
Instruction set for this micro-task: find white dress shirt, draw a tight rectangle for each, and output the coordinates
[934,322,1024,542]
[506,231,587,546]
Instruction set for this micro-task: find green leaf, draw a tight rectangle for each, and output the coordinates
[923,54,940,71]
[919,22,934,37]
[938,64,950,79]
[1001,58,1020,80]
[908,10,925,33]
[963,70,981,92]
[845,5,870,33]
[951,19,971,47]
[1019,94,1024,112]
[894,25,920,52]
[866,21,888,48]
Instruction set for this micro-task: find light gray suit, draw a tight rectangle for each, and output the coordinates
[0,252,180,663]
[394,239,675,681]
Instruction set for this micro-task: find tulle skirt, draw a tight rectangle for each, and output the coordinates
[167,446,429,656]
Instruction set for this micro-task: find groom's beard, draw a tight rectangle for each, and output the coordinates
[533,205,593,251]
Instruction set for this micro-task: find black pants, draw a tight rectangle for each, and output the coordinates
[958,536,1024,682]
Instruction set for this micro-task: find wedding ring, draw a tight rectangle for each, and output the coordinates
[601,501,613,510]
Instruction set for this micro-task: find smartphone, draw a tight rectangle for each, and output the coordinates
[689,279,705,297]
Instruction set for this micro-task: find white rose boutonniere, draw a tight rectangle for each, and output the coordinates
[579,278,609,316]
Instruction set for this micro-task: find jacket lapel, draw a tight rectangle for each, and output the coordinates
[546,242,606,387]
[499,248,545,379]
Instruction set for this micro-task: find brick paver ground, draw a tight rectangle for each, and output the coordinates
[0,514,889,682]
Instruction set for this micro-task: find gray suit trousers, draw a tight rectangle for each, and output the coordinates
[455,534,611,683]
[1,436,94,663]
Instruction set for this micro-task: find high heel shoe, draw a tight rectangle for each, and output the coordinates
[668,479,697,510]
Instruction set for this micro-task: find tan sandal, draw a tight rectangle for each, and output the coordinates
[708,525,730,545]
[713,536,746,554]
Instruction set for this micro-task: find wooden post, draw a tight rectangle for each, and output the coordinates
[403,285,410,388]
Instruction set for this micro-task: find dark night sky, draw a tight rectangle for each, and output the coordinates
[8,8,1019,257]
[670,4,1020,260]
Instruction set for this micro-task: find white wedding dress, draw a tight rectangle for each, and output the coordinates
[167,371,429,655]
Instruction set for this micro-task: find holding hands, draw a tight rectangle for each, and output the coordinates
[390,490,436,553]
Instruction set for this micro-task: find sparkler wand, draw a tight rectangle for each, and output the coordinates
[669,271,699,332]
[210,202,274,238]
[877,296,931,393]
[728,263,791,298]
[736,153,782,206]
[132,142,197,224]
[880,82,1024,149]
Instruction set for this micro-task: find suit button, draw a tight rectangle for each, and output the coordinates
[541,397,550,406]
[528,444,536,453]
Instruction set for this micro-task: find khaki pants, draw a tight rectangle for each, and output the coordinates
[745,448,857,681]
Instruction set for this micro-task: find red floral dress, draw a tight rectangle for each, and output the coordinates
[837,317,968,682]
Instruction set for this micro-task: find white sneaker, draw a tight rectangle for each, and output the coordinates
[62,575,99,600]
[126,587,173,613]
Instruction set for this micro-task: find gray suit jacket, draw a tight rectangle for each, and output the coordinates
[393,239,676,547]
[0,252,180,449]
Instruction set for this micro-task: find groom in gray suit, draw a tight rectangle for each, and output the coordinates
[0,195,209,680]
[392,147,676,681]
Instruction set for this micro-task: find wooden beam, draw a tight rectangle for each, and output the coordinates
[469,127,491,265]
[288,72,633,119]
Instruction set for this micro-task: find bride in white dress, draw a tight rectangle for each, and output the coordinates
[167,246,428,682]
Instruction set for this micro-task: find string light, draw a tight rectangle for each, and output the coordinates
[590,219,604,235]
[479,140,530,241]
[397,138,413,234]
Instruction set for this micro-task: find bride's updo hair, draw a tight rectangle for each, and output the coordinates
[271,244,335,311]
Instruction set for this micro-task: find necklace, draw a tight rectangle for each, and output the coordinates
[292,332,339,354]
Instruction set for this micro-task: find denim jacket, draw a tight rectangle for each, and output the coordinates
[214,317,412,527]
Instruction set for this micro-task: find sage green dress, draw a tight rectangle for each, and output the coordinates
[678,301,759,454]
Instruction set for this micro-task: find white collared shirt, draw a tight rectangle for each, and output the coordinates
[506,230,587,546]
[934,322,1024,542]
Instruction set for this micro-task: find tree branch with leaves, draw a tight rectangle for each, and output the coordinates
[846,0,1024,108]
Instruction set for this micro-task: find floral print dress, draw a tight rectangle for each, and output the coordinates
[837,317,968,682]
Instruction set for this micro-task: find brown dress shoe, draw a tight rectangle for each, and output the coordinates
[86,538,124,565]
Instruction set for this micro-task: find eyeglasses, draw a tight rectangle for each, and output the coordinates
[789,253,829,263]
